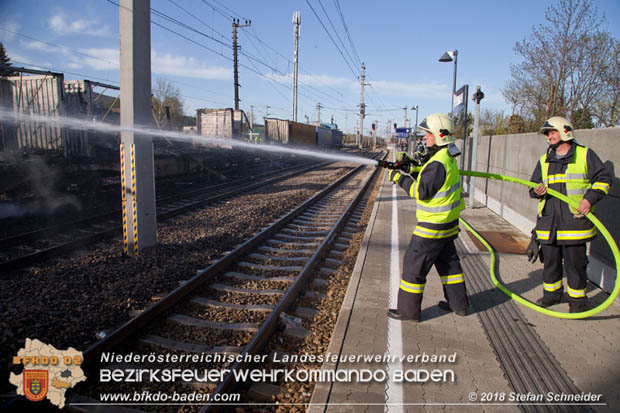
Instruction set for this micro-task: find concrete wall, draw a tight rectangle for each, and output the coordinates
[468,127,620,292]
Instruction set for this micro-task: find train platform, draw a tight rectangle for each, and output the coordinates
[309,168,620,412]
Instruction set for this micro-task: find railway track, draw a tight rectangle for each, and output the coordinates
[0,159,332,273]
[20,151,379,412]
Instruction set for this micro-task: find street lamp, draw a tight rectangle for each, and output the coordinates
[439,50,458,115]
[411,105,419,137]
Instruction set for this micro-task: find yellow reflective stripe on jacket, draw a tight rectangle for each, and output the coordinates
[440,273,464,285]
[545,174,566,184]
[416,199,463,213]
[567,286,586,298]
[413,224,459,239]
[592,181,610,194]
[400,279,425,294]
[391,171,401,183]
[538,145,590,216]
[557,228,596,240]
[415,148,464,225]
[409,180,417,198]
[544,280,563,292]
[536,230,550,240]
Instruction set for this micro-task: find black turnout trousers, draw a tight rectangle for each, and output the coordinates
[541,243,588,303]
[397,234,468,319]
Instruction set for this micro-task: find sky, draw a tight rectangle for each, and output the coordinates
[1,0,619,136]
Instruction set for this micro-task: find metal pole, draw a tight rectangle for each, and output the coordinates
[470,86,484,208]
[232,19,250,111]
[249,104,253,141]
[317,103,321,126]
[119,0,156,255]
[373,119,378,151]
[451,50,458,115]
[292,12,300,122]
[403,106,407,128]
[359,63,365,148]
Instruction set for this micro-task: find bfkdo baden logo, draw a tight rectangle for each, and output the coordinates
[23,370,49,402]
[9,338,86,409]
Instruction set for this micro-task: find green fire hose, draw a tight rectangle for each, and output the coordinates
[455,169,620,319]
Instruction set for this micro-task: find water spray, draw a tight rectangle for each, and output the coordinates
[0,110,378,166]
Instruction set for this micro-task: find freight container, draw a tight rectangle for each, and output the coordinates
[196,108,248,140]
[316,126,332,147]
[0,70,119,157]
[264,118,315,146]
[331,129,343,148]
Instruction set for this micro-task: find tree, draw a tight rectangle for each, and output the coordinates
[152,78,185,130]
[480,109,510,136]
[508,114,525,133]
[0,43,17,76]
[570,107,594,129]
[502,0,619,127]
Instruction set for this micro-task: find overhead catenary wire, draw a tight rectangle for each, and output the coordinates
[333,0,362,68]
[196,0,346,99]
[316,0,359,75]
[103,1,330,111]
[304,0,359,79]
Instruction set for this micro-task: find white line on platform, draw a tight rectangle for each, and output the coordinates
[385,181,405,412]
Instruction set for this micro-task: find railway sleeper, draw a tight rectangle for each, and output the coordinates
[287,224,333,232]
[168,313,260,332]
[237,262,304,272]
[273,233,323,242]
[139,334,242,355]
[298,213,338,222]
[324,257,344,269]
[329,250,345,259]
[209,283,284,296]
[266,239,320,249]
[258,246,315,256]
[190,296,274,312]
[281,228,329,237]
[247,253,309,265]
[221,271,293,283]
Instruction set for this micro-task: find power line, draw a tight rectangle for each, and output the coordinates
[333,0,362,68]
[317,0,358,72]
[304,0,359,79]
[200,0,232,21]
[166,0,228,41]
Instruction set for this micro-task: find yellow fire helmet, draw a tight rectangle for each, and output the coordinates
[539,116,574,141]
[418,113,454,146]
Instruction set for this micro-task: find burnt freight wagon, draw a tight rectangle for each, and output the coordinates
[264,118,316,146]
[196,108,249,141]
[316,126,333,148]
[331,129,343,149]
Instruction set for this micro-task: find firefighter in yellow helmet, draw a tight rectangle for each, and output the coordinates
[529,116,612,312]
[384,113,469,322]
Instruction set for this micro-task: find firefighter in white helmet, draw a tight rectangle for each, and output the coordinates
[529,116,612,313]
[383,113,469,322]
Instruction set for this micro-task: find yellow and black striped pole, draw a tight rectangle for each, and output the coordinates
[130,144,138,256]
[120,143,128,255]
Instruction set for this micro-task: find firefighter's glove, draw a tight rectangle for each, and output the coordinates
[525,230,543,263]
[389,169,401,183]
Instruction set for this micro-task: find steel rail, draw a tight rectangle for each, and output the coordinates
[202,152,384,411]
[0,152,382,412]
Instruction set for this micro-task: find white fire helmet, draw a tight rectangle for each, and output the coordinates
[417,113,454,146]
[539,116,574,141]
